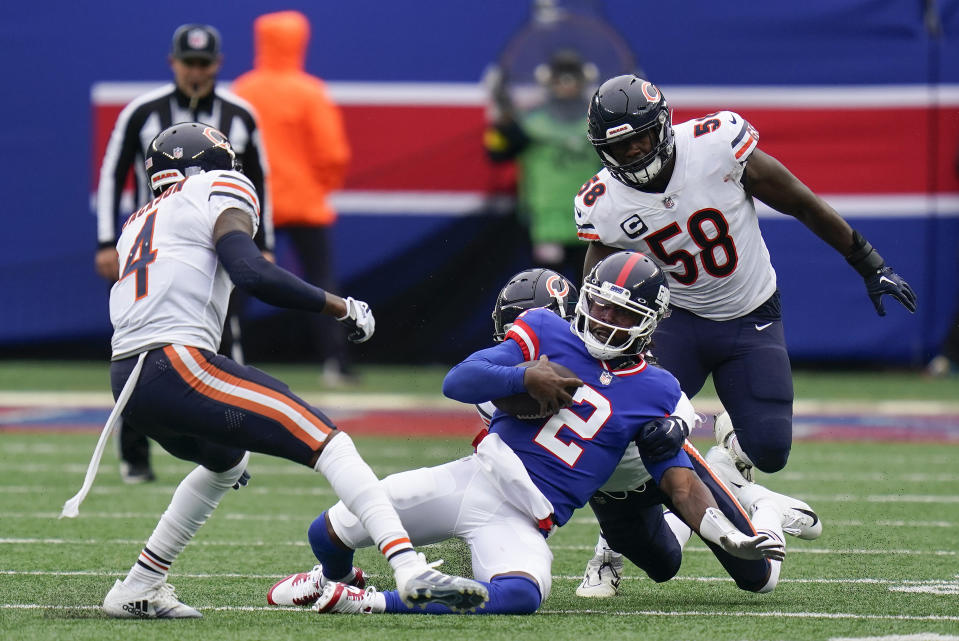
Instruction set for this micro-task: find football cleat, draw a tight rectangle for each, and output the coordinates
[712,412,753,482]
[393,554,489,612]
[102,579,201,619]
[313,582,380,614]
[267,563,366,606]
[705,446,822,541]
[575,548,623,598]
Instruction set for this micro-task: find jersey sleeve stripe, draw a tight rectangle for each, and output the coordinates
[730,121,749,148]
[164,345,332,450]
[211,181,260,216]
[210,190,261,216]
[733,134,757,159]
[505,317,539,361]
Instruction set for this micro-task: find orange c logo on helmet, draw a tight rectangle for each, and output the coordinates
[546,275,570,298]
[641,81,660,103]
[202,126,231,151]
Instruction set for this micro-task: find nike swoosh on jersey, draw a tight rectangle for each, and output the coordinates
[729,114,738,124]
[754,322,773,331]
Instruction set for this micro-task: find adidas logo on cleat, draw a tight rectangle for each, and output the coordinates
[122,600,150,618]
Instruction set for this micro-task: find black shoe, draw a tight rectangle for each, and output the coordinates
[120,462,156,484]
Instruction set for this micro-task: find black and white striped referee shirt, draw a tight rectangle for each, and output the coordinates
[96,83,274,251]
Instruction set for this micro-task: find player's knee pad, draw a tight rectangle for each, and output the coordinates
[486,575,541,614]
[738,418,791,473]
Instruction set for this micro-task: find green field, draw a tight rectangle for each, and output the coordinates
[1,363,958,640]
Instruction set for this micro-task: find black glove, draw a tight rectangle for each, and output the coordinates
[635,416,689,462]
[232,470,251,490]
[865,266,917,317]
[845,230,917,316]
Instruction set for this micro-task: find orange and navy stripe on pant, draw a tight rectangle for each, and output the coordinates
[110,346,336,471]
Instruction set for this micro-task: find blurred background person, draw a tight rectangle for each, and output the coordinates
[94,23,273,483]
[484,49,599,282]
[481,1,639,284]
[233,10,354,387]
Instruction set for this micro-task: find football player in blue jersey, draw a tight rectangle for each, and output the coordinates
[266,252,787,616]
[488,268,820,598]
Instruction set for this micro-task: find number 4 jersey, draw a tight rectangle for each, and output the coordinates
[489,308,695,526]
[574,111,776,320]
[109,170,260,360]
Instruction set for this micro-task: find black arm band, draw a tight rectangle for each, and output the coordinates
[844,230,886,278]
[215,231,327,312]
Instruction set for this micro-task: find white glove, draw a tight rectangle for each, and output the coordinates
[698,507,785,562]
[336,296,375,343]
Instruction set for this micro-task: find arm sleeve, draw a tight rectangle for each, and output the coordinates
[442,340,529,403]
[215,230,326,312]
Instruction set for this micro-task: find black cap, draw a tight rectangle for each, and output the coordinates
[171,24,221,61]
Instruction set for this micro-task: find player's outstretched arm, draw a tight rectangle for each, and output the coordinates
[658,466,785,562]
[744,149,916,316]
[212,209,375,342]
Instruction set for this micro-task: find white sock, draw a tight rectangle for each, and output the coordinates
[747,497,783,593]
[124,452,249,591]
[314,433,415,569]
[594,534,623,560]
[664,509,693,549]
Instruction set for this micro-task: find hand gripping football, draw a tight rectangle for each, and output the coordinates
[492,360,580,419]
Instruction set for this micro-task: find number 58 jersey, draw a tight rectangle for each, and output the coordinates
[574,111,776,321]
[109,170,260,360]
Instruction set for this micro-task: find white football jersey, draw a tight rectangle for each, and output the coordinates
[110,170,260,359]
[574,111,776,320]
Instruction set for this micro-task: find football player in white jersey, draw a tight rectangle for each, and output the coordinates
[572,74,914,591]
[94,122,488,618]
[574,75,916,478]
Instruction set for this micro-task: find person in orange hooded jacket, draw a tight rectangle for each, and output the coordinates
[233,10,355,384]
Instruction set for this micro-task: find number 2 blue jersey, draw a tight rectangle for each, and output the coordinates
[490,308,683,525]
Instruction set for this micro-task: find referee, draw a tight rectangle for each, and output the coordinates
[94,23,274,483]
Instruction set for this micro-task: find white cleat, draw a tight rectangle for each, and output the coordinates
[393,554,489,612]
[713,411,753,482]
[102,579,202,619]
[267,564,367,606]
[575,548,623,598]
[313,582,379,614]
[705,446,822,541]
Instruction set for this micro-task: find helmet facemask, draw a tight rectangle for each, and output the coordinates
[573,279,669,361]
[595,108,674,188]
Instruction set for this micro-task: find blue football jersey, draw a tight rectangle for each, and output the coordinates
[489,308,683,525]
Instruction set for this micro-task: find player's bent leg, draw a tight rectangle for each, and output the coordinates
[576,533,624,598]
[706,446,822,541]
[588,489,682,584]
[712,339,794,474]
[685,445,780,592]
[104,450,250,618]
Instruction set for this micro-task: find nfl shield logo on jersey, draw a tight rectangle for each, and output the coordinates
[600,370,613,386]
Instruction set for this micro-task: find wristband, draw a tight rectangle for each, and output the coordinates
[844,230,885,277]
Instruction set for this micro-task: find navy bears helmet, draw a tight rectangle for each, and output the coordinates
[586,75,674,188]
[492,268,578,342]
[145,122,237,195]
[573,251,670,360]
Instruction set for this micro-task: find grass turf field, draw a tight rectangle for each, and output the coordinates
[1,362,958,640]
